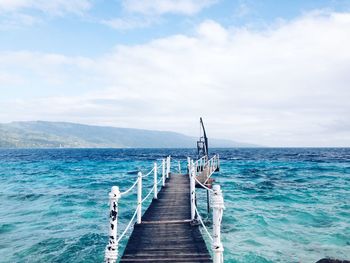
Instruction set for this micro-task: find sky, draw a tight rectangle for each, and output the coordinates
[0,0,350,147]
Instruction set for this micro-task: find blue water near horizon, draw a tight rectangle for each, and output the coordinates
[0,148,349,262]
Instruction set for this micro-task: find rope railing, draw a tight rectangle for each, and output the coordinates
[120,158,164,197]
[194,176,214,192]
[105,155,172,263]
[195,206,213,241]
[189,155,224,263]
[141,186,154,204]
[120,177,139,196]
[190,154,220,187]
[105,154,223,263]
[121,159,163,197]
[141,166,155,178]
[116,207,138,243]
[157,163,163,172]
[204,155,219,184]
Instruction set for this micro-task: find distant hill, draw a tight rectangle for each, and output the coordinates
[0,121,258,148]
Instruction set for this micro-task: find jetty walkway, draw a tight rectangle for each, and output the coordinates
[104,155,224,263]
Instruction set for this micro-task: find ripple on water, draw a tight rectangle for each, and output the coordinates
[239,252,274,263]
[7,193,45,201]
[14,234,105,263]
[0,223,16,234]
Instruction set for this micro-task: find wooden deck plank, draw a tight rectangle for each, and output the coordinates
[120,173,212,263]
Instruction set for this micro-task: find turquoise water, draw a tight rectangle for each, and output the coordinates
[0,148,349,262]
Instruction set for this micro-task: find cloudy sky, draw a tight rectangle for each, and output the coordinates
[0,0,349,147]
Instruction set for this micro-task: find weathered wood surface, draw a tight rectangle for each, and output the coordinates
[120,173,212,263]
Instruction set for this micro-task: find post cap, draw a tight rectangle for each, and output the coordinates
[110,186,120,199]
[111,186,120,193]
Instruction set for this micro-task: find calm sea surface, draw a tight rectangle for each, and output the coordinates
[0,148,349,263]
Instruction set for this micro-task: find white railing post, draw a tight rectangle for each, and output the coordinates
[153,162,158,199]
[187,157,191,174]
[212,184,225,263]
[208,158,211,174]
[178,161,181,174]
[137,172,142,224]
[105,186,120,263]
[166,156,171,178]
[194,160,197,177]
[162,159,165,186]
[190,160,196,221]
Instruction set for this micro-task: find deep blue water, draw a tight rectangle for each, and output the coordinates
[0,148,349,262]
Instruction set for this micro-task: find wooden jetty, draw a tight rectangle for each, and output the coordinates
[121,173,211,262]
[104,119,224,263]
[104,155,224,263]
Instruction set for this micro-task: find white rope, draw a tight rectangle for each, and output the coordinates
[157,162,163,172]
[141,187,154,203]
[157,176,163,185]
[194,176,214,192]
[142,167,154,178]
[195,206,213,241]
[120,177,139,196]
[117,207,138,243]
[203,165,215,185]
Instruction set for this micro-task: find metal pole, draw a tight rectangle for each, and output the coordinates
[137,172,142,224]
[212,185,224,263]
[190,161,196,221]
[217,154,220,171]
[162,159,165,186]
[154,162,158,199]
[105,186,120,263]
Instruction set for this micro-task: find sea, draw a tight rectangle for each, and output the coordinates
[0,148,349,263]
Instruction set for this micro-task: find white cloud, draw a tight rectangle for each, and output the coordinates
[102,0,217,31]
[0,0,31,12]
[0,12,41,29]
[1,11,350,146]
[233,2,251,18]
[197,20,228,42]
[0,0,92,29]
[0,0,91,15]
[122,0,218,15]
[101,17,157,30]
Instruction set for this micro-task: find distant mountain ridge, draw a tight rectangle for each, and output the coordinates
[0,121,258,148]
